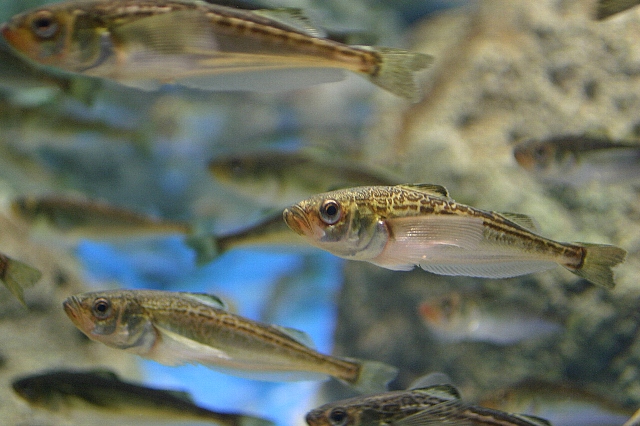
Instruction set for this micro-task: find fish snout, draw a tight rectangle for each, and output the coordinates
[283,205,311,236]
[62,296,81,324]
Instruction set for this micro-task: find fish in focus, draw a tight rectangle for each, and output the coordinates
[187,211,313,264]
[418,291,563,345]
[478,378,634,426]
[12,369,274,426]
[283,184,626,288]
[595,0,640,19]
[305,383,552,426]
[0,251,42,306]
[0,0,432,101]
[11,195,190,240]
[209,150,399,208]
[513,135,640,186]
[62,289,398,394]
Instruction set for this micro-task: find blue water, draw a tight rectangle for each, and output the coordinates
[76,239,344,426]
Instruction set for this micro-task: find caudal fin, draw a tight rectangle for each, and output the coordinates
[185,234,222,265]
[565,243,626,289]
[365,47,433,103]
[343,358,398,394]
[1,255,42,306]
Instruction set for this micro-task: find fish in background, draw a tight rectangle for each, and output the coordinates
[0,251,42,306]
[418,291,563,345]
[595,0,640,19]
[187,211,314,265]
[62,289,398,394]
[208,149,399,208]
[513,135,640,186]
[12,369,274,426]
[305,383,552,426]
[283,184,627,288]
[1,0,432,101]
[478,378,634,426]
[11,195,190,241]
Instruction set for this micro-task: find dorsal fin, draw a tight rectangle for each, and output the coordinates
[415,384,462,400]
[165,389,195,403]
[251,8,325,37]
[272,324,316,348]
[182,293,227,310]
[498,212,539,232]
[400,184,450,198]
[408,372,453,390]
[87,369,121,381]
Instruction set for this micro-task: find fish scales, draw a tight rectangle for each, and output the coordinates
[284,184,626,287]
[339,186,583,266]
[63,290,398,393]
[2,0,431,100]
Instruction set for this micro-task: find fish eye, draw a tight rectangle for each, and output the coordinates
[319,200,341,225]
[92,298,112,319]
[30,11,59,39]
[328,408,349,426]
[533,144,550,161]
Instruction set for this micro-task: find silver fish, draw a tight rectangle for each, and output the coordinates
[13,368,274,426]
[62,289,398,394]
[283,184,626,288]
[513,135,640,186]
[1,0,432,101]
[305,383,552,426]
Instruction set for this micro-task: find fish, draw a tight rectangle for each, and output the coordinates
[283,184,627,288]
[12,368,274,426]
[305,383,552,426]
[62,289,398,394]
[417,291,563,345]
[1,0,432,101]
[209,150,398,208]
[0,251,42,306]
[187,211,313,265]
[512,135,640,186]
[11,195,190,240]
[625,408,640,426]
[478,378,634,426]
[595,0,640,19]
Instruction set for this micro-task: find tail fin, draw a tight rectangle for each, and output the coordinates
[343,358,398,394]
[365,47,433,103]
[185,234,222,265]
[1,256,42,306]
[565,243,626,289]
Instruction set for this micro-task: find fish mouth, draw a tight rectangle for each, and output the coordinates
[283,205,311,236]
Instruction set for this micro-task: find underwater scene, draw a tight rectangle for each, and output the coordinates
[1,0,640,425]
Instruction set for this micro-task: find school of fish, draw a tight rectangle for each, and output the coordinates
[1,0,639,426]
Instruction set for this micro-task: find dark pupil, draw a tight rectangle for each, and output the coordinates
[329,409,346,424]
[95,301,108,313]
[33,17,52,30]
[325,204,337,217]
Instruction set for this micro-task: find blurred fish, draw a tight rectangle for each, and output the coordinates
[0,251,42,306]
[11,195,190,240]
[595,0,640,19]
[478,378,634,426]
[418,291,563,345]
[209,150,398,208]
[187,211,312,264]
[625,408,640,426]
[283,184,626,288]
[305,383,552,426]
[1,0,432,101]
[63,289,398,394]
[13,369,274,426]
[513,135,640,186]
[0,37,101,106]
